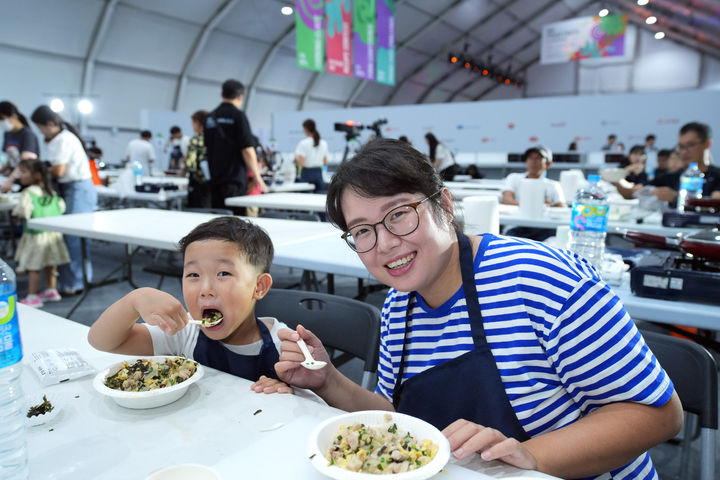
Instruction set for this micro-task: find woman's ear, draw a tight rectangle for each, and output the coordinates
[253,273,273,300]
[440,188,454,220]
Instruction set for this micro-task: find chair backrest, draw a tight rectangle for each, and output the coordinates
[184,207,235,216]
[641,329,718,429]
[255,289,381,389]
[260,211,321,222]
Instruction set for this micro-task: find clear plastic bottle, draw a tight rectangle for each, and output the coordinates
[0,258,28,480]
[132,159,143,186]
[569,174,609,267]
[677,162,704,212]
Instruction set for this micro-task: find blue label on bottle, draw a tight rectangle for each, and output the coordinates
[570,204,609,232]
[680,176,703,192]
[0,292,22,368]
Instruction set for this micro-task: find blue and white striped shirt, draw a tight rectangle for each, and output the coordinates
[376,234,673,480]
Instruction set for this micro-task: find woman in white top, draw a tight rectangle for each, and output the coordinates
[31,105,98,295]
[425,132,456,181]
[294,119,328,193]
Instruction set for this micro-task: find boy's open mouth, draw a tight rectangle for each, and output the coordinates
[201,309,224,327]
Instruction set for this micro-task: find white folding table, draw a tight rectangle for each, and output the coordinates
[225,192,327,212]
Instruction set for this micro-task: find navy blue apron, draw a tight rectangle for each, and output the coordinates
[392,231,530,440]
[193,318,280,381]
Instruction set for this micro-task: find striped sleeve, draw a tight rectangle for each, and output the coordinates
[544,277,674,414]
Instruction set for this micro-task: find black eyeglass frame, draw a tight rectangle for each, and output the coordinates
[341,190,442,253]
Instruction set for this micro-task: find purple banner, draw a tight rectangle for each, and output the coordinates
[353,0,375,81]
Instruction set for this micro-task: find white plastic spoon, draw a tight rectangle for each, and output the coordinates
[296,338,327,370]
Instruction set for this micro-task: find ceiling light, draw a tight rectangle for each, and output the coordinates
[598,8,609,17]
[281,6,293,15]
[77,99,94,115]
[654,31,665,39]
[646,15,657,24]
[637,0,649,5]
[49,98,64,112]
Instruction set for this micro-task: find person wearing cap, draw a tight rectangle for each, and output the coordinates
[501,146,566,207]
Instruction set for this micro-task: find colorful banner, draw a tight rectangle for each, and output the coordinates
[296,0,325,72]
[353,0,376,81]
[540,14,629,65]
[375,0,395,85]
[325,0,352,76]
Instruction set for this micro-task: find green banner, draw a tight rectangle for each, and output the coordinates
[296,0,324,72]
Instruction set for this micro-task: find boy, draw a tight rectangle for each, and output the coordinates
[88,216,292,394]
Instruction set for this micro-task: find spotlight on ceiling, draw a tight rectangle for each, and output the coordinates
[637,0,649,5]
[49,98,64,113]
[654,31,665,39]
[281,6,293,15]
[645,15,657,24]
[77,99,94,115]
[598,8,609,17]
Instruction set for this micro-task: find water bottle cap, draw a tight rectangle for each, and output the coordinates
[587,174,601,183]
[689,163,698,169]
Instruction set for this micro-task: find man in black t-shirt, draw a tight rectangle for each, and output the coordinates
[204,79,267,214]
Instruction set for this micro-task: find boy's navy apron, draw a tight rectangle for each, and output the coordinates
[392,231,530,441]
[193,318,279,380]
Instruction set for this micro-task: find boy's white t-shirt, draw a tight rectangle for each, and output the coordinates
[503,172,566,205]
[144,317,288,358]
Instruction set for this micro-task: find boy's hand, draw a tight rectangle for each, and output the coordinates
[251,375,294,394]
[129,288,188,335]
[275,325,332,390]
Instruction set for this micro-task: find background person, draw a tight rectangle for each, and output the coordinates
[501,146,565,207]
[274,139,682,480]
[12,159,69,307]
[165,125,188,172]
[204,79,267,215]
[184,110,211,209]
[30,105,98,296]
[425,132,456,181]
[621,145,648,185]
[601,133,616,151]
[294,119,328,193]
[0,101,40,192]
[125,130,155,175]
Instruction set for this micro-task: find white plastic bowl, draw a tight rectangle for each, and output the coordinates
[307,410,451,480]
[600,168,626,183]
[92,356,204,409]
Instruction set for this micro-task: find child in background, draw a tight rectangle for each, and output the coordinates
[12,159,70,306]
[88,216,292,393]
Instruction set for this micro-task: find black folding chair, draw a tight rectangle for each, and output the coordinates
[641,329,718,480]
[255,289,381,390]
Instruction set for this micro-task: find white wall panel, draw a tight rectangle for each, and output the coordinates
[578,63,632,95]
[84,129,136,165]
[701,55,720,90]
[633,30,701,91]
[188,30,265,84]
[92,65,176,126]
[525,62,575,97]
[248,91,303,132]
[0,0,100,58]
[98,5,197,74]
[177,80,224,116]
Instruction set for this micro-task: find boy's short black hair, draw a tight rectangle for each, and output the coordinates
[170,126,181,135]
[222,79,245,100]
[679,122,711,143]
[140,130,152,139]
[178,217,274,273]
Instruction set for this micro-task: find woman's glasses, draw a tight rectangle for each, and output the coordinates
[342,191,441,253]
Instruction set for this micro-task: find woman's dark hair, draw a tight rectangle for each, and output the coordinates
[0,101,30,127]
[30,105,87,155]
[425,132,439,161]
[326,139,446,232]
[178,216,274,273]
[302,119,320,147]
[18,158,56,198]
[191,110,209,126]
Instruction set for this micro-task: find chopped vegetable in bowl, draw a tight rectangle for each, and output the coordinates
[104,357,198,392]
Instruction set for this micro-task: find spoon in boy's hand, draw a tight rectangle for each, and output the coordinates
[296,338,327,370]
[187,311,223,327]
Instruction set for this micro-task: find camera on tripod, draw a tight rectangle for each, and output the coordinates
[334,121,363,141]
[367,118,388,138]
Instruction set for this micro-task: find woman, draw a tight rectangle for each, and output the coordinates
[622,145,648,185]
[30,105,98,295]
[294,119,328,193]
[0,101,40,192]
[275,139,682,479]
[425,132,456,181]
[184,110,211,208]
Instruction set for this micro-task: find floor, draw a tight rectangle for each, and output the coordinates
[11,240,719,479]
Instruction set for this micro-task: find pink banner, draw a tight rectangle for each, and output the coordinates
[325,0,352,76]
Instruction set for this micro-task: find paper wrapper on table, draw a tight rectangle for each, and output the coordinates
[518,179,546,218]
[462,195,499,235]
[559,169,585,202]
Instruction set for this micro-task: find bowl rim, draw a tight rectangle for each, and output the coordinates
[92,355,204,399]
[307,410,451,480]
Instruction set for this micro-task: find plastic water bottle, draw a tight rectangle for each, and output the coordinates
[677,162,704,212]
[132,159,143,186]
[0,258,28,480]
[569,174,609,267]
